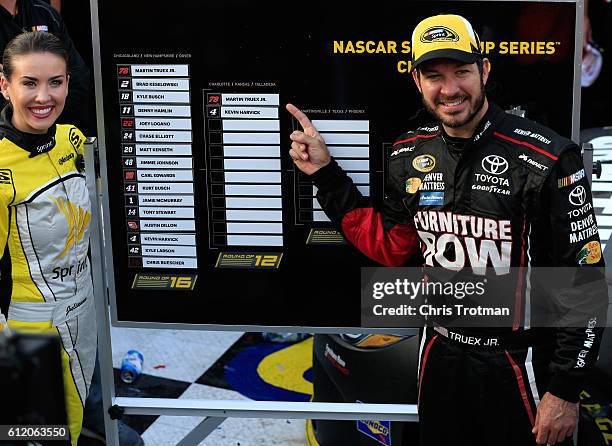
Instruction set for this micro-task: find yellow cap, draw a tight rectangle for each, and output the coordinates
[411,14,482,70]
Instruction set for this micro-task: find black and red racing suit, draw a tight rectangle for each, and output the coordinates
[309,103,607,445]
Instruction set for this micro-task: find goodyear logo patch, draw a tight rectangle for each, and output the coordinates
[412,154,435,173]
[216,252,283,269]
[406,177,421,194]
[0,169,13,184]
[132,274,197,290]
[419,191,444,206]
[421,26,459,43]
[576,241,601,265]
[356,401,392,446]
[306,229,346,245]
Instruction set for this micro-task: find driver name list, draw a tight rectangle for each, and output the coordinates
[205,92,283,247]
[117,64,197,269]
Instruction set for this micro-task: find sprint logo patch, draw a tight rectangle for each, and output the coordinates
[412,154,436,173]
[0,169,13,184]
[420,26,459,43]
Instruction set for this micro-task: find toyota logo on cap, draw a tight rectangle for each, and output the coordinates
[481,155,509,175]
[569,185,586,206]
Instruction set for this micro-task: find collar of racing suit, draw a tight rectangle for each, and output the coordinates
[0,104,56,157]
[458,102,504,144]
[436,102,506,157]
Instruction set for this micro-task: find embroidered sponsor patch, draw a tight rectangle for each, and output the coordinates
[576,241,601,265]
[558,169,586,188]
[569,185,587,206]
[406,177,422,194]
[356,401,392,446]
[419,191,444,206]
[69,127,84,151]
[413,154,435,172]
[420,26,459,43]
[0,169,13,184]
[481,155,508,175]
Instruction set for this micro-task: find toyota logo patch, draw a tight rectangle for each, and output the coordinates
[569,185,586,206]
[481,155,509,175]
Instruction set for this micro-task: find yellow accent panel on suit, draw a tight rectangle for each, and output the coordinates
[53,197,91,261]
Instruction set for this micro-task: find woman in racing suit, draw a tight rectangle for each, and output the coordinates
[0,32,95,445]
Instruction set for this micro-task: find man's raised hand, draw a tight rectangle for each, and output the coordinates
[286,103,331,175]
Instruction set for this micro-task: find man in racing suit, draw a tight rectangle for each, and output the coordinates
[0,104,96,445]
[287,14,607,446]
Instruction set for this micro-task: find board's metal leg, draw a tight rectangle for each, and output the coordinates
[176,417,226,446]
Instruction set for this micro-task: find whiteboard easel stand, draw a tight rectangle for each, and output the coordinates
[87,0,585,443]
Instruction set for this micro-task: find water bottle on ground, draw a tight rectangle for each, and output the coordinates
[120,349,144,384]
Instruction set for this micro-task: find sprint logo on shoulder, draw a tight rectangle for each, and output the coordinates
[0,169,13,184]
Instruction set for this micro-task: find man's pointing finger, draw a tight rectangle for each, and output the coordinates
[286,103,315,131]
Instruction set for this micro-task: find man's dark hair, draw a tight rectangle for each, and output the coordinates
[3,32,68,80]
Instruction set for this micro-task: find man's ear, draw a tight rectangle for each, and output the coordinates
[482,58,491,85]
[411,69,422,93]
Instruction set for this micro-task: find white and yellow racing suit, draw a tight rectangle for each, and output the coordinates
[0,106,96,445]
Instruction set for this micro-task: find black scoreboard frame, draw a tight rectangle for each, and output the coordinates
[91,0,584,331]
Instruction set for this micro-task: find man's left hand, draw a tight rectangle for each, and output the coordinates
[532,392,578,445]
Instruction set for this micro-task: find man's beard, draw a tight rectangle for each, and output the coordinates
[422,80,486,129]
